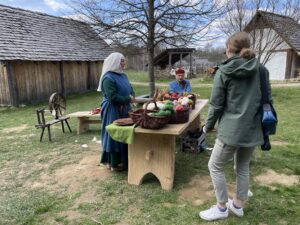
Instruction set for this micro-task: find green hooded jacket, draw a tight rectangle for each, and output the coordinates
[206,55,267,147]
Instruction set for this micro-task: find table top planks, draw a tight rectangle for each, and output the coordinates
[67,111,101,118]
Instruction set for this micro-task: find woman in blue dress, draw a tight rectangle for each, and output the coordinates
[97,52,135,171]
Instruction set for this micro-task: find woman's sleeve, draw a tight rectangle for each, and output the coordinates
[130,84,135,97]
[205,71,226,132]
[102,78,131,104]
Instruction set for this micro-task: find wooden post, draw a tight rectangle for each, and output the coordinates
[189,52,193,78]
[180,53,183,67]
[285,49,293,79]
[169,53,172,69]
[6,61,19,106]
[87,62,91,90]
[59,61,65,96]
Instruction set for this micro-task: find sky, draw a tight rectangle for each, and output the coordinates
[0,0,227,48]
[0,0,70,16]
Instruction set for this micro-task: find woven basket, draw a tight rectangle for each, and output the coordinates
[137,100,171,129]
[169,106,190,124]
[188,94,196,109]
[129,108,158,124]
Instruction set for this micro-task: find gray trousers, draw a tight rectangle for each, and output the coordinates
[208,139,255,203]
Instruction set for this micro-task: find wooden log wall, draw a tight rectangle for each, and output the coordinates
[3,60,104,106]
[12,61,61,104]
[89,61,103,90]
[63,62,88,94]
[0,63,10,105]
[62,61,103,94]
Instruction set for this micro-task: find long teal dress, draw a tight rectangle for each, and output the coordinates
[100,71,134,168]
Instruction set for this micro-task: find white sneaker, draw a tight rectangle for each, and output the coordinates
[227,199,244,217]
[248,190,253,197]
[199,205,228,221]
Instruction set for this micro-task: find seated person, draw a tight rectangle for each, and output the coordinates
[169,68,192,96]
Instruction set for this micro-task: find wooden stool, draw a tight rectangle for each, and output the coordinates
[35,108,72,141]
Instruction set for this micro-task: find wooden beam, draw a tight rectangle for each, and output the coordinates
[87,62,91,90]
[268,49,290,53]
[180,53,182,66]
[285,49,293,79]
[6,61,19,106]
[59,61,65,96]
[169,53,172,69]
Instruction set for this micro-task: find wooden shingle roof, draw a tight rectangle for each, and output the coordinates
[245,10,300,51]
[0,4,112,61]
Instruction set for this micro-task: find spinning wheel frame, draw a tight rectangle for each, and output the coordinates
[49,92,66,119]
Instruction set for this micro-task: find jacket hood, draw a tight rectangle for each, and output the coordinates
[219,55,259,79]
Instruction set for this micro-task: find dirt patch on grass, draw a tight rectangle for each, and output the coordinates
[59,210,86,221]
[114,222,130,225]
[2,124,29,133]
[26,151,110,193]
[54,153,110,193]
[179,176,241,205]
[272,140,289,146]
[254,169,299,190]
[178,175,214,205]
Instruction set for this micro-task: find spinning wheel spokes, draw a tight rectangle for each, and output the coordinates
[49,92,67,119]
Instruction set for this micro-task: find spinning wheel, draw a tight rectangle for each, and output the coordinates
[49,92,66,119]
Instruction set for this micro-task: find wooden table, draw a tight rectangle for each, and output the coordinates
[128,99,208,190]
[68,111,101,135]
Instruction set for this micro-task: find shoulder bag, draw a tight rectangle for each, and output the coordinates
[259,65,278,151]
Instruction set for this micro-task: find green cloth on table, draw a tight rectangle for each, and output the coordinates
[106,124,135,144]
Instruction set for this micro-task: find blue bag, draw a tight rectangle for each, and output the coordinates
[259,65,278,151]
[262,103,277,135]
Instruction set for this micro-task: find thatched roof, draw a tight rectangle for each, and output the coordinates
[0,4,112,61]
[245,10,300,51]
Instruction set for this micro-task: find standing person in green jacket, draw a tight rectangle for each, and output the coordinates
[199,32,271,221]
[97,52,135,171]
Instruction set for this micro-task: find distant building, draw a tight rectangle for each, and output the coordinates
[152,48,195,79]
[245,10,300,80]
[0,4,112,106]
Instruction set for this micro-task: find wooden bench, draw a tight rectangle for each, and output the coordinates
[35,108,72,141]
[67,111,101,135]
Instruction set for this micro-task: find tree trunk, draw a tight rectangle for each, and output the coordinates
[147,0,155,97]
[147,47,155,97]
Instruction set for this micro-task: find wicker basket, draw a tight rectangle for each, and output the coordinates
[188,94,196,109]
[169,106,190,124]
[129,108,158,124]
[136,100,171,129]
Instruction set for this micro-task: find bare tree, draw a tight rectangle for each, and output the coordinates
[218,0,300,65]
[68,0,223,96]
[218,0,249,36]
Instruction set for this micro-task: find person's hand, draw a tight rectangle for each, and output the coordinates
[130,95,136,103]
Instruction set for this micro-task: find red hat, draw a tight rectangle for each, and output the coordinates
[175,68,185,75]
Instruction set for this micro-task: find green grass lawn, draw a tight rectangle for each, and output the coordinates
[0,79,300,225]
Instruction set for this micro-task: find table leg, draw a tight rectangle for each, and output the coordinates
[77,117,90,135]
[128,133,176,190]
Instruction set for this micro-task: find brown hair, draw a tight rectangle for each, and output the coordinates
[226,32,256,60]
